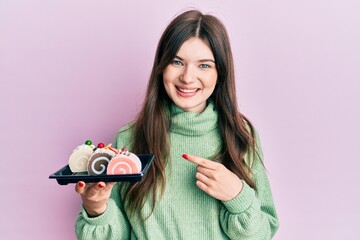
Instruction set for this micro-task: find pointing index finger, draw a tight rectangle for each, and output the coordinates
[182,154,217,169]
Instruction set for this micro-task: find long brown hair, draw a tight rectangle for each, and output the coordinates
[122,9,258,218]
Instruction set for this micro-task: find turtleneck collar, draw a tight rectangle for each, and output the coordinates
[169,99,218,136]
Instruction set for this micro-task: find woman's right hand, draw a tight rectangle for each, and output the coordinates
[75,181,116,217]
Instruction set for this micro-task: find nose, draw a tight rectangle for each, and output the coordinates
[180,66,196,84]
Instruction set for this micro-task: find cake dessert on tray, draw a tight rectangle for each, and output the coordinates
[49,140,154,185]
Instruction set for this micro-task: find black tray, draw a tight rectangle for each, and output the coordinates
[49,154,154,185]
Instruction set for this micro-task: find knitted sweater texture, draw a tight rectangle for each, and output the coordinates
[75,101,279,239]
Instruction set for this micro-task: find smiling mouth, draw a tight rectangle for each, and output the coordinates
[176,87,200,93]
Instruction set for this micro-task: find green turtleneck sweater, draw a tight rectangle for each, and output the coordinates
[75,101,279,239]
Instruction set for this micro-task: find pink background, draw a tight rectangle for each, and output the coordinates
[1,0,359,239]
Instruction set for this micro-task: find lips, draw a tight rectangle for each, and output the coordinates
[177,87,199,93]
[175,86,200,97]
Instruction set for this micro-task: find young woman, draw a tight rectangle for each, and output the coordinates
[75,9,279,239]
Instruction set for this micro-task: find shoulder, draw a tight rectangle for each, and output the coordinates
[242,117,265,166]
[113,122,135,149]
[242,115,261,145]
[118,122,134,134]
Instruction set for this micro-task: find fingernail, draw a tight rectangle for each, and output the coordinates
[98,183,105,188]
[182,154,188,159]
[78,182,84,187]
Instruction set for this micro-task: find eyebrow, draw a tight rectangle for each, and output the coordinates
[174,55,215,63]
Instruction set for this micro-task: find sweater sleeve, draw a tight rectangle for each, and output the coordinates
[75,183,131,240]
[219,132,279,239]
[75,125,135,240]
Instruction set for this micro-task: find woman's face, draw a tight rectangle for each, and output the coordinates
[163,37,218,113]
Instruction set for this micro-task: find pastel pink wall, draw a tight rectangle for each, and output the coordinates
[1,1,359,239]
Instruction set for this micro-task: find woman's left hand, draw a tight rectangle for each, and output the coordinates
[182,153,243,201]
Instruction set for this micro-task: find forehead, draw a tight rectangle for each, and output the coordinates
[177,37,214,60]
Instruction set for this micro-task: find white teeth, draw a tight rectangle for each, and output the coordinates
[178,87,197,93]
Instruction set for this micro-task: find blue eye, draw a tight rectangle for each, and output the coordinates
[199,64,210,68]
[172,60,183,66]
